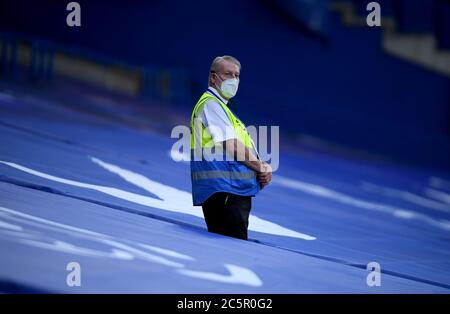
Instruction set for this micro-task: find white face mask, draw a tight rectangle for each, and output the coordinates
[219,77,239,99]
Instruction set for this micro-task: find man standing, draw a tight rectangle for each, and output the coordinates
[190,55,272,240]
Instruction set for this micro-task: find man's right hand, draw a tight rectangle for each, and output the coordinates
[257,162,272,189]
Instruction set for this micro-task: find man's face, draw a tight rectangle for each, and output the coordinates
[212,60,240,91]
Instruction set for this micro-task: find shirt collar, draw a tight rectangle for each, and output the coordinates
[207,86,228,104]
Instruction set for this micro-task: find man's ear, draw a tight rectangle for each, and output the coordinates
[210,74,219,88]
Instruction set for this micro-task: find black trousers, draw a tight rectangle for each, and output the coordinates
[201,192,252,240]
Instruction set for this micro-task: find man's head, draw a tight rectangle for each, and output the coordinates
[208,55,241,100]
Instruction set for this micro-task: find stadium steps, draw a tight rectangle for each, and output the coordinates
[331,1,450,77]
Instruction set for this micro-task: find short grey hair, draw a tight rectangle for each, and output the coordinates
[210,55,241,74]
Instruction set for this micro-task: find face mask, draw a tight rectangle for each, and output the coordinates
[217,76,239,99]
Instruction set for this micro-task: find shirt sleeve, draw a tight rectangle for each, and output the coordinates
[200,100,237,143]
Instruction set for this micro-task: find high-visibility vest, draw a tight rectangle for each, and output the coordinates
[190,90,260,205]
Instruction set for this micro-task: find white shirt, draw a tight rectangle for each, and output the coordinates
[197,87,237,143]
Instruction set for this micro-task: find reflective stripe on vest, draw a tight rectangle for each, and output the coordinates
[192,170,256,181]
